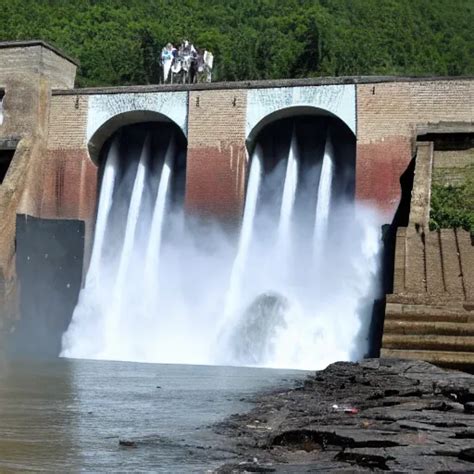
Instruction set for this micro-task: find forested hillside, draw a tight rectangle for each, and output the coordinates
[0,0,472,87]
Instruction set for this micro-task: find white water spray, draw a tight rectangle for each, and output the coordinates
[276,128,298,267]
[144,134,176,297]
[314,131,334,260]
[222,145,262,325]
[86,138,119,286]
[102,136,149,357]
[62,120,382,370]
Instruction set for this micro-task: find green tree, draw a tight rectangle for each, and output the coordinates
[0,0,471,86]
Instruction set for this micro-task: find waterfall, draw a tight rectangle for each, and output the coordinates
[276,128,298,266]
[103,135,149,356]
[61,118,381,371]
[144,134,176,298]
[86,138,119,286]
[222,146,262,323]
[313,130,334,259]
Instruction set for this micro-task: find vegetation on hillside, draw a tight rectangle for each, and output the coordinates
[0,0,472,87]
[429,178,474,234]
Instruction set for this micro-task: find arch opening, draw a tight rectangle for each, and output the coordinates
[88,110,185,165]
[61,119,189,360]
[92,120,187,276]
[246,111,356,238]
[246,105,354,148]
[222,108,379,369]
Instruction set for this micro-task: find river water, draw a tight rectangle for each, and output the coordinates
[0,358,307,472]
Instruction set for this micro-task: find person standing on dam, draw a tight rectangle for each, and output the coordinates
[160,42,176,83]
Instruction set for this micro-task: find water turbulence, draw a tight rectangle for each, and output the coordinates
[62,115,382,370]
[221,115,382,369]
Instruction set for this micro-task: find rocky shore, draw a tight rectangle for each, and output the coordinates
[214,359,474,472]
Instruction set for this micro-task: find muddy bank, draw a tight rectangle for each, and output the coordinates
[214,359,474,472]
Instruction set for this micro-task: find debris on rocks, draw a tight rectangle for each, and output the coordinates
[119,439,137,448]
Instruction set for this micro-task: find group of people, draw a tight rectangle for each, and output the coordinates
[160,40,213,84]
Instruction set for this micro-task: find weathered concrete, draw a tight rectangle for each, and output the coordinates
[409,142,433,228]
[383,226,474,369]
[381,128,474,371]
[383,228,474,369]
[0,41,77,346]
[356,81,473,217]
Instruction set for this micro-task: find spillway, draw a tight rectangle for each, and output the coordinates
[86,138,119,287]
[61,123,187,361]
[276,128,298,268]
[103,135,148,358]
[222,145,263,328]
[224,115,381,368]
[144,134,175,301]
[62,115,381,370]
[313,130,334,261]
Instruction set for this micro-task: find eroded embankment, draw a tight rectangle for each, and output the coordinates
[214,359,474,472]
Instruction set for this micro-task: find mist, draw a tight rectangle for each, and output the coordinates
[61,117,383,371]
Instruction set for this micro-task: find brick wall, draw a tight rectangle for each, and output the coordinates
[40,95,96,222]
[186,89,248,220]
[356,80,473,220]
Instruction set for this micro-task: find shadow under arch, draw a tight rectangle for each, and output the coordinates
[245,105,357,215]
[246,105,355,154]
[88,110,186,165]
[84,115,188,283]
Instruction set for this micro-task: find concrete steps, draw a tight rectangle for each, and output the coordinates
[383,334,474,352]
[384,320,474,336]
[385,303,474,323]
[382,301,474,371]
[380,349,474,371]
[381,154,474,372]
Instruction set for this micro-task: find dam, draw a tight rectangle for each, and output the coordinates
[0,40,473,369]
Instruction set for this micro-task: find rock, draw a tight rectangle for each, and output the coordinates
[119,439,137,447]
[334,450,394,470]
[215,462,276,472]
[213,358,474,472]
[464,402,474,413]
[458,447,474,463]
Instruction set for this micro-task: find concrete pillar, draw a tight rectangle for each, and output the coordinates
[185,90,248,222]
[408,141,434,229]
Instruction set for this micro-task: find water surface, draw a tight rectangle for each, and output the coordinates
[0,358,307,472]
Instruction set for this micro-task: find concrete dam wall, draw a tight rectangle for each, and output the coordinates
[0,41,472,367]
